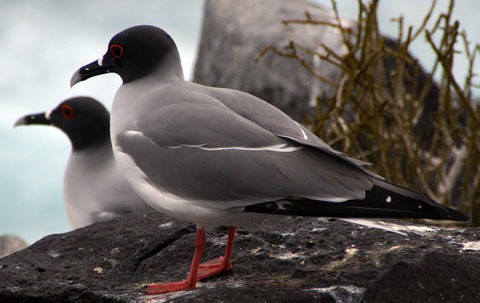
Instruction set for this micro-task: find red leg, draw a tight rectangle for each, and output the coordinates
[197,226,236,280]
[145,228,206,295]
[223,226,236,270]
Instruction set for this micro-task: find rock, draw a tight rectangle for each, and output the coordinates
[0,211,478,302]
[193,0,439,140]
[193,0,348,122]
[0,235,28,258]
[362,252,480,303]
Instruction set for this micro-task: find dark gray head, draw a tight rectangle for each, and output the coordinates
[71,25,180,85]
[14,97,110,151]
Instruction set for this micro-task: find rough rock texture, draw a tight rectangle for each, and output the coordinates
[0,211,478,302]
[193,0,439,140]
[0,235,28,258]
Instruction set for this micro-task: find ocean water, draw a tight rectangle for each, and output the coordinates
[1,1,478,244]
[0,0,204,244]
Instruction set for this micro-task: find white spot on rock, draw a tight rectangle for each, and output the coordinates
[110,247,120,254]
[461,241,480,251]
[388,224,435,235]
[306,285,365,302]
[341,219,407,236]
[271,251,301,260]
[345,247,358,257]
[250,246,262,255]
[158,222,174,229]
[47,250,60,258]
[386,196,392,203]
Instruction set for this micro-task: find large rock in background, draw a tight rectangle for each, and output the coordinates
[193,0,349,122]
[0,211,479,302]
[193,0,439,139]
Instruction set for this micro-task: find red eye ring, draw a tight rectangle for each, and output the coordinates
[60,104,75,119]
[110,44,124,59]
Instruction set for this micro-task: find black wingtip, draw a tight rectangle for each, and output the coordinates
[244,179,470,222]
[443,207,469,222]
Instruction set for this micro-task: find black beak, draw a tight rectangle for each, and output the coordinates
[14,112,51,127]
[70,57,113,87]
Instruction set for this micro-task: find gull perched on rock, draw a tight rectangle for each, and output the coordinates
[15,97,153,229]
[71,25,468,294]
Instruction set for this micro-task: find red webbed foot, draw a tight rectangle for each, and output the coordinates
[197,255,233,280]
[145,280,195,295]
[144,227,237,295]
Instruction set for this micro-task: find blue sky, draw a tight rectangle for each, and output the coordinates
[1,0,478,243]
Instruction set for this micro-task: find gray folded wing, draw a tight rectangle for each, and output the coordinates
[116,83,374,209]
[206,86,371,168]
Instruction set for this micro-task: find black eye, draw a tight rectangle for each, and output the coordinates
[110,44,124,59]
[60,104,75,119]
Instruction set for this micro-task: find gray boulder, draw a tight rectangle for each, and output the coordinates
[0,211,478,302]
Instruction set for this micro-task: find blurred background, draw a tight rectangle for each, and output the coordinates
[1,0,478,244]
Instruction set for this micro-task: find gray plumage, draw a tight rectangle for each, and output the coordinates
[71,25,468,228]
[15,97,153,229]
[116,82,372,204]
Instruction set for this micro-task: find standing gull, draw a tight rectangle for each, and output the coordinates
[15,97,153,229]
[71,25,468,294]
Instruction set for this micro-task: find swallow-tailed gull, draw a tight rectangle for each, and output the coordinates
[15,97,153,229]
[71,25,468,294]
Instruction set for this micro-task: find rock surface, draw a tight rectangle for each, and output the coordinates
[0,235,28,258]
[0,211,478,302]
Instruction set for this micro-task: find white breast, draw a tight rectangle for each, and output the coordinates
[111,141,272,228]
[63,150,111,228]
[109,79,274,228]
